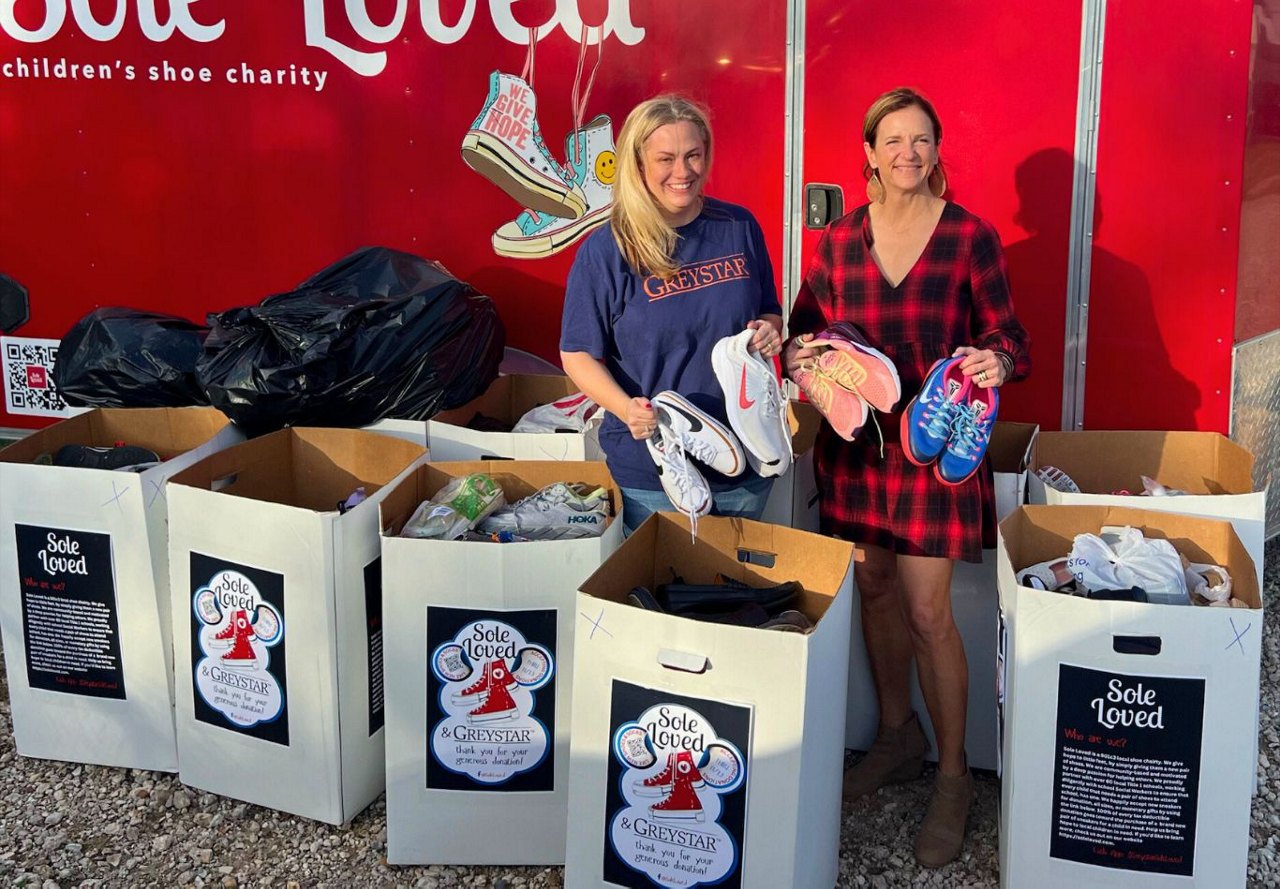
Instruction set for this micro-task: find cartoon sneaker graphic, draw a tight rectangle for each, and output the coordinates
[493,114,615,258]
[461,70,587,221]
[632,750,707,798]
[219,611,258,668]
[208,608,245,648]
[901,357,969,467]
[466,661,519,724]
[649,758,706,823]
[452,658,517,706]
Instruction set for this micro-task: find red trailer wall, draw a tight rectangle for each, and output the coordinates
[1084,0,1253,432]
[800,0,1084,433]
[0,0,787,428]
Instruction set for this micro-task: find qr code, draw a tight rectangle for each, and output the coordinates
[2,336,74,417]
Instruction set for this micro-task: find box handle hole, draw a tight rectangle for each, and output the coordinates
[737,548,776,568]
[1113,635,1162,656]
[657,649,710,674]
[211,473,238,492]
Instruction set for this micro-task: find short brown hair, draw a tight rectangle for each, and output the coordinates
[861,87,944,186]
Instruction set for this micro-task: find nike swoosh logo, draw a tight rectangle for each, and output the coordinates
[663,402,704,432]
[738,367,756,409]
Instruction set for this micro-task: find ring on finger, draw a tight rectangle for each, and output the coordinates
[977,370,989,383]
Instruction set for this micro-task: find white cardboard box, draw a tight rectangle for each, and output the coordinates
[362,417,427,446]
[757,400,822,532]
[997,505,1262,888]
[0,407,242,771]
[566,513,856,889]
[844,421,1038,770]
[1027,430,1266,586]
[167,428,427,824]
[379,461,623,865]
[427,374,601,462]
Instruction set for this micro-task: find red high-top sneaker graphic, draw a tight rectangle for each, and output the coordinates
[209,609,244,648]
[219,611,258,668]
[649,757,705,822]
[633,750,706,797]
[451,660,493,705]
[466,662,519,723]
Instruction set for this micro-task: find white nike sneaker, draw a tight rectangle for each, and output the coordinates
[644,424,712,532]
[711,329,793,478]
[650,390,746,477]
[477,481,611,540]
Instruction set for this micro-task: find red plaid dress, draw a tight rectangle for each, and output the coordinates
[789,202,1031,562]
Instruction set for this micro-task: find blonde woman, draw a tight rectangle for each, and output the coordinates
[560,95,784,530]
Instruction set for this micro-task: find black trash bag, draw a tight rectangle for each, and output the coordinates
[196,247,504,436]
[53,308,210,407]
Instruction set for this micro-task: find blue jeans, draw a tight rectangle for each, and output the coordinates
[620,474,774,533]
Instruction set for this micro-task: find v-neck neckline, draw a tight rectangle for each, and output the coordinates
[862,201,949,290]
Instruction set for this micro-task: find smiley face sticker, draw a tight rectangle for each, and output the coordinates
[595,149,617,185]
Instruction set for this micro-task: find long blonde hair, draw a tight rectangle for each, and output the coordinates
[611,95,713,279]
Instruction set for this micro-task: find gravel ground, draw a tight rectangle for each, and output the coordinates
[0,540,1274,889]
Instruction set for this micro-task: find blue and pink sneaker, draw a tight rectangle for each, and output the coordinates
[935,384,999,485]
[901,357,970,466]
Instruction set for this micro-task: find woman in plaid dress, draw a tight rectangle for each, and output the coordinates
[784,88,1030,867]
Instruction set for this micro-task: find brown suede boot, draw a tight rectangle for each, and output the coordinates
[914,768,974,867]
[842,712,929,802]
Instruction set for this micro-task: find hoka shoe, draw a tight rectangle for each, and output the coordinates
[809,322,901,413]
[476,481,611,540]
[460,71,588,220]
[935,385,998,486]
[493,114,615,258]
[901,357,969,467]
[793,358,868,441]
[651,390,746,477]
[645,424,712,524]
[711,329,793,478]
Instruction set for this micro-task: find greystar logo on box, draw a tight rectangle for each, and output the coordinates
[429,617,553,785]
[1,1,646,77]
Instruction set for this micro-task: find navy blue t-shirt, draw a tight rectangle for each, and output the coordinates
[560,198,781,491]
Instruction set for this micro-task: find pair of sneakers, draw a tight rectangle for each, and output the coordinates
[902,357,998,485]
[793,322,902,441]
[710,329,793,477]
[644,391,744,532]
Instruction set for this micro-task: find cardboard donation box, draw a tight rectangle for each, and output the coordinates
[379,461,623,865]
[997,505,1262,889]
[757,400,822,532]
[1028,431,1266,585]
[566,514,856,889]
[0,407,242,771]
[427,374,602,461]
[166,428,426,824]
[845,421,1038,771]
[362,417,427,446]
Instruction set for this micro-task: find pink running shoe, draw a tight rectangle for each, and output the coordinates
[809,323,902,413]
[794,358,868,441]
